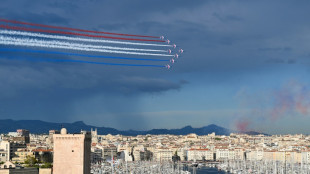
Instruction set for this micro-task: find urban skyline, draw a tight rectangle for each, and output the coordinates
[1,128,310,173]
[1,0,310,135]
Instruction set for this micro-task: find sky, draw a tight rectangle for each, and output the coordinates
[1,0,310,134]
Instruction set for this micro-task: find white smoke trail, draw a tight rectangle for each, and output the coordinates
[0,36,174,57]
[0,31,168,53]
[10,36,167,53]
[0,30,172,47]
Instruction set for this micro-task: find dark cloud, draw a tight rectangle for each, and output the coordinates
[117,76,185,94]
[0,62,185,96]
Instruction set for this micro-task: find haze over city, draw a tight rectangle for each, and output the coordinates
[1,0,310,135]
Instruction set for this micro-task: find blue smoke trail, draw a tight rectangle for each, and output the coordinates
[2,55,166,67]
[0,48,169,62]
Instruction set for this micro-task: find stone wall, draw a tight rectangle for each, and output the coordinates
[39,168,52,174]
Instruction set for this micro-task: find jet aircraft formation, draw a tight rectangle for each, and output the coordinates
[0,18,183,69]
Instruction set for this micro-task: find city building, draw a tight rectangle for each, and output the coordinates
[11,148,34,163]
[0,141,10,162]
[154,148,173,161]
[102,145,117,161]
[187,149,214,161]
[12,129,30,144]
[32,149,53,163]
[47,130,60,147]
[0,141,27,162]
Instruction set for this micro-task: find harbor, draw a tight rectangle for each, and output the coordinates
[90,161,229,174]
[91,160,310,174]
[91,161,191,174]
[217,160,310,174]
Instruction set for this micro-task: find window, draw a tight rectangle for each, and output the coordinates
[4,165,7,168]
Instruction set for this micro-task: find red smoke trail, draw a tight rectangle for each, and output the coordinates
[0,18,159,39]
[296,101,308,115]
[234,81,310,134]
[295,89,310,115]
[270,81,310,120]
[270,90,294,120]
[0,25,165,42]
[235,119,250,132]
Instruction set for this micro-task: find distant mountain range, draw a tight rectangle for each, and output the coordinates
[0,119,266,136]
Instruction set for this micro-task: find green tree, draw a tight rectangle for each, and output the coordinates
[172,151,180,163]
[24,156,38,167]
[41,162,52,168]
[202,155,206,162]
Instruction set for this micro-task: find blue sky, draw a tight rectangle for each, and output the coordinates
[1,0,310,134]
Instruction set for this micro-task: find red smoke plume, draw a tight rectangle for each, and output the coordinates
[235,119,250,132]
[234,80,310,133]
[271,81,310,120]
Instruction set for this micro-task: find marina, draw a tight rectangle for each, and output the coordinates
[91,160,310,174]
[218,160,310,174]
[90,161,230,174]
[91,161,191,174]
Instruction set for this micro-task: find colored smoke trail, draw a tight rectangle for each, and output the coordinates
[0,30,171,47]
[233,80,310,133]
[0,48,169,62]
[271,81,310,120]
[0,19,182,69]
[2,55,166,67]
[296,95,309,115]
[0,18,159,38]
[0,24,165,42]
[0,36,174,57]
[0,34,168,53]
[235,119,250,132]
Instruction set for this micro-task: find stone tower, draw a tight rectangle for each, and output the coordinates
[91,128,98,144]
[53,128,91,174]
